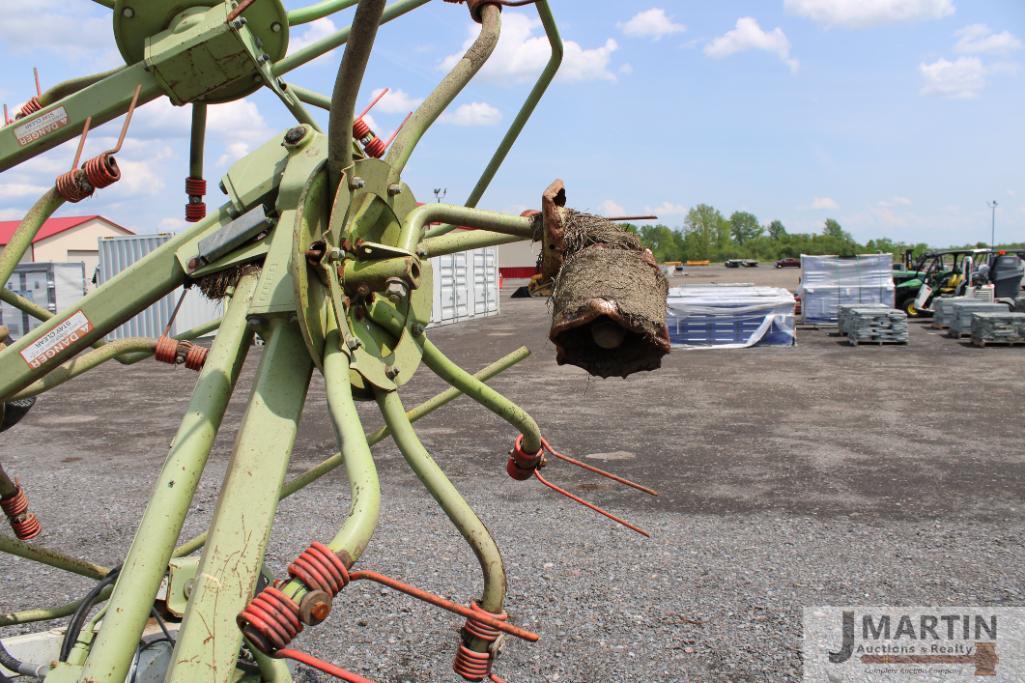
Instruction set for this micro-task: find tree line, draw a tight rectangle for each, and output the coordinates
[619,204,1021,264]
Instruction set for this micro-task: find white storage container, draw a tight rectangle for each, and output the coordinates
[98,234,223,340]
[429,246,498,327]
[799,254,894,325]
[1,262,86,339]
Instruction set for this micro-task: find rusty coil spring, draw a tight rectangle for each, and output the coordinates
[363,137,386,159]
[1,484,41,540]
[154,336,207,371]
[352,118,372,139]
[453,602,508,682]
[54,169,93,203]
[185,176,207,222]
[237,587,302,654]
[82,153,120,190]
[16,97,42,119]
[505,433,543,481]
[288,541,349,596]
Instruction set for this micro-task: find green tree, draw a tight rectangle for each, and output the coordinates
[684,204,725,260]
[768,220,787,240]
[637,224,683,262]
[729,211,763,245]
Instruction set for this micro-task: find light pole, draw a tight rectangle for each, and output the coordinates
[433,187,447,203]
[988,200,998,248]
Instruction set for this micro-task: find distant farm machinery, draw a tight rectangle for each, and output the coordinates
[0,1,668,681]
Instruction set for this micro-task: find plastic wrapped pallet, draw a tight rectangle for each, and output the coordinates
[970,312,1025,346]
[666,285,795,349]
[946,301,1010,338]
[846,309,908,345]
[837,303,891,336]
[931,296,966,329]
[799,254,894,325]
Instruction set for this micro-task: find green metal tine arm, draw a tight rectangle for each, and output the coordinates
[0,586,113,629]
[0,534,111,580]
[0,189,65,291]
[429,0,564,238]
[385,3,502,174]
[288,0,359,25]
[420,228,526,258]
[375,388,507,655]
[399,202,536,257]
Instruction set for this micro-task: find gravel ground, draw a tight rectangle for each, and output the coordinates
[3,275,1025,682]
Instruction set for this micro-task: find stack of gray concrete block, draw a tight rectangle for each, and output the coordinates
[837,303,892,336]
[847,308,909,345]
[930,296,966,329]
[971,312,1025,347]
[946,301,1010,338]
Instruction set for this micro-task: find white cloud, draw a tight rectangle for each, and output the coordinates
[441,14,618,83]
[287,18,340,64]
[0,209,27,220]
[159,217,187,232]
[810,197,840,210]
[645,201,689,217]
[370,88,423,114]
[598,200,626,216]
[619,63,635,76]
[878,196,912,207]
[955,24,1022,55]
[440,102,501,127]
[619,8,686,41]
[920,56,987,99]
[705,18,799,73]
[784,0,955,28]
[0,1,113,59]
[0,183,51,199]
[216,142,252,167]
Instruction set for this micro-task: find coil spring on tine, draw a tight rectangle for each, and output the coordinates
[363,137,386,158]
[453,602,508,682]
[16,97,41,119]
[82,153,120,189]
[288,542,349,596]
[237,587,302,654]
[1,484,41,540]
[154,336,180,365]
[54,169,93,203]
[352,118,372,139]
[184,344,207,371]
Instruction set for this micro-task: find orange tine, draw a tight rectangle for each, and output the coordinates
[109,84,142,155]
[541,438,658,497]
[71,117,93,170]
[358,88,389,119]
[533,470,651,538]
[383,112,413,149]
[33,67,41,97]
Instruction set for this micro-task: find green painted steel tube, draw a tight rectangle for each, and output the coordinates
[291,84,332,111]
[89,0,115,8]
[38,67,125,107]
[420,229,526,259]
[430,1,563,238]
[288,0,358,25]
[385,4,501,174]
[375,389,507,617]
[327,0,386,189]
[421,338,541,454]
[0,586,113,628]
[398,203,534,255]
[0,535,111,579]
[10,337,155,399]
[0,287,52,326]
[0,203,233,400]
[0,189,64,290]
[274,0,429,75]
[80,274,259,683]
[170,346,529,559]
[323,329,379,561]
[0,62,162,173]
[0,464,16,498]
[189,103,207,180]
[166,320,312,683]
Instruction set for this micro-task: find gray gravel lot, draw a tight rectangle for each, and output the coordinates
[3,271,1025,682]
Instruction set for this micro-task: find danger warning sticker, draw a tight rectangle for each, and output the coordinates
[13,106,69,146]
[20,310,94,369]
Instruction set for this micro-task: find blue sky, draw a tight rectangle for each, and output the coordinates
[0,0,1022,246]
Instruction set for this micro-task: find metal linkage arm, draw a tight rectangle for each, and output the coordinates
[385,3,502,173]
[398,202,536,255]
[288,0,360,25]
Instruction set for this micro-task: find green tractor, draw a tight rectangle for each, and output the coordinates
[893,248,1025,317]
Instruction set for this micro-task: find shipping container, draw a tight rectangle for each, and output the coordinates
[0,262,86,339]
[97,234,223,340]
[430,246,498,327]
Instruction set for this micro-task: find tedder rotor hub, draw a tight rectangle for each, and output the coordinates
[113,0,289,104]
[292,146,429,399]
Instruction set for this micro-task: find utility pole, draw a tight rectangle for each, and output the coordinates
[988,200,998,248]
[433,187,447,203]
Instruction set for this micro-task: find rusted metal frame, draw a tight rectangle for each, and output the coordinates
[0,534,111,580]
[288,0,359,25]
[327,0,387,190]
[419,228,526,259]
[164,320,313,683]
[428,0,564,238]
[170,346,530,559]
[0,189,65,291]
[375,388,507,657]
[384,3,502,174]
[79,273,259,683]
[0,203,236,401]
[272,0,431,76]
[397,202,534,256]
